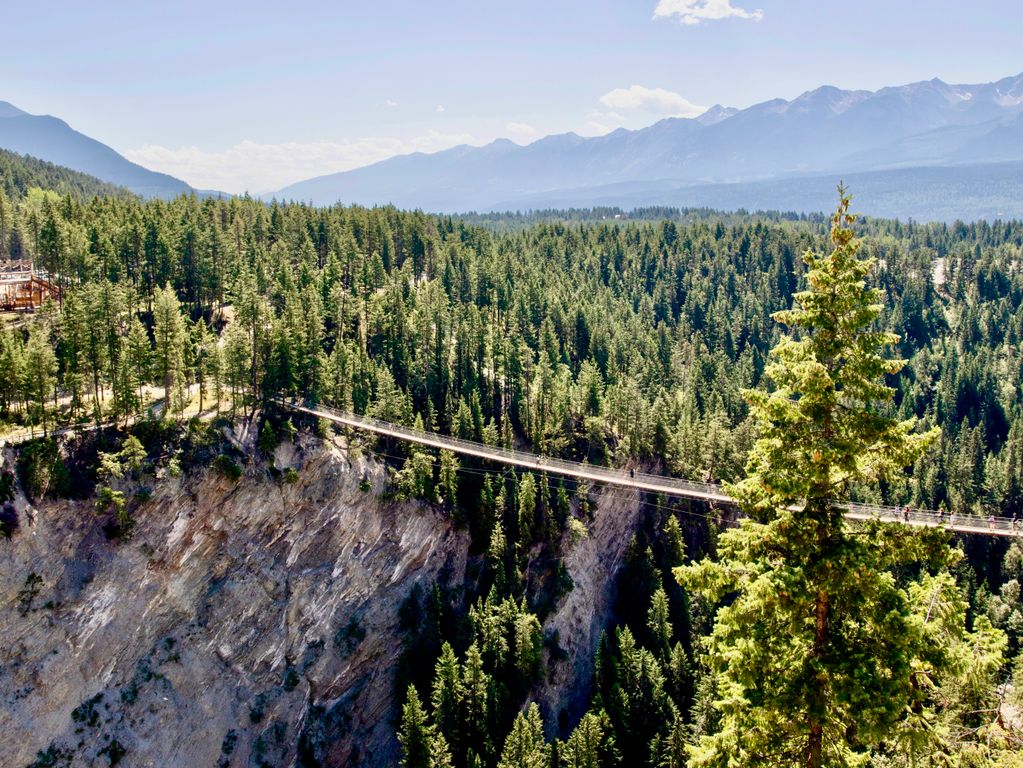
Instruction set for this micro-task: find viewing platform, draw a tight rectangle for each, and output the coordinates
[0,260,59,312]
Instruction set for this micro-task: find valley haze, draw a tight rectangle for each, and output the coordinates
[273,72,1023,219]
[3,71,1023,221]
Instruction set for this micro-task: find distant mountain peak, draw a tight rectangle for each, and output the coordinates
[791,85,870,114]
[272,69,1023,218]
[535,131,585,147]
[0,99,195,198]
[696,104,738,126]
[485,137,517,150]
[992,71,1023,105]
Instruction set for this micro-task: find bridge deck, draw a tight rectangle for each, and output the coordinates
[284,400,1022,539]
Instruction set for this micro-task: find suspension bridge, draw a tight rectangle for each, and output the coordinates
[280,400,1022,539]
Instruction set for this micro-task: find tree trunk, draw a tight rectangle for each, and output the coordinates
[806,587,829,768]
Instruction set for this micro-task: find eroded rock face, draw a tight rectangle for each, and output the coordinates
[0,434,468,768]
[535,485,642,733]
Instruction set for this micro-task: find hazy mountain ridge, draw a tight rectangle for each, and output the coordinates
[4,72,1022,218]
[276,72,1023,219]
[0,101,194,199]
[487,161,1023,222]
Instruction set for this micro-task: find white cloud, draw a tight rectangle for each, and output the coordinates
[598,85,706,117]
[435,104,445,113]
[578,107,633,136]
[123,131,476,194]
[653,0,763,25]
[385,99,399,108]
[584,120,614,136]
[505,121,538,140]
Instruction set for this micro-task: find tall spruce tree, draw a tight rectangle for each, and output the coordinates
[23,323,57,435]
[152,283,187,416]
[460,644,492,765]
[400,685,452,768]
[677,190,952,767]
[125,316,151,414]
[432,642,462,756]
[192,319,217,414]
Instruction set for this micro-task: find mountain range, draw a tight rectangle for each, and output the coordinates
[0,101,194,198]
[276,72,1023,219]
[3,72,1023,219]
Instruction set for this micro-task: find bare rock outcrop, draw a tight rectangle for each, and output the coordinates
[0,434,468,768]
[536,485,643,732]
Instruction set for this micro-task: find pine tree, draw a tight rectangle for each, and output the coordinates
[222,321,250,416]
[563,710,615,768]
[79,284,110,420]
[111,341,137,425]
[119,435,147,478]
[399,686,435,768]
[677,190,951,767]
[233,266,268,398]
[605,626,674,765]
[259,420,277,459]
[497,703,548,768]
[125,316,151,416]
[192,319,217,413]
[487,519,510,595]
[460,644,491,765]
[429,731,455,768]
[431,642,462,755]
[0,186,8,255]
[394,447,435,501]
[647,585,673,663]
[58,289,87,419]
[665,642,692,716]
[886,572,1013,762]
[655,712,688,768]
[23,324,57,435]
[210,340,224,413]
[438,449,459,508]
[513,605,542,680]
[0,329,23,415]
[152,283,187,416]
[517,473,537,547]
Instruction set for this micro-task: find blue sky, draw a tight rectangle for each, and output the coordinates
[4,0,1022,192]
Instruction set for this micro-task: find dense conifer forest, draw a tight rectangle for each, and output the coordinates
[2,180,1022,765]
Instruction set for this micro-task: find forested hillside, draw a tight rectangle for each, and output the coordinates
[0,149,126,203]
[3,192,1022,518]
[2,189,1022,765]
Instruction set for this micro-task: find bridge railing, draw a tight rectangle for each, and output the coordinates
[284,399,1022,537]
[286,400,732,500]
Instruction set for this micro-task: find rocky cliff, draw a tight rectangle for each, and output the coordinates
[536,485,642,732]
[0,423,657,768]
[0,430,469,768]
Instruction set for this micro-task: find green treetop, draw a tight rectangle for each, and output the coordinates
[677,190,952,768]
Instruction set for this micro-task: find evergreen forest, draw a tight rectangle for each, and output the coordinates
[2,170,1022,766]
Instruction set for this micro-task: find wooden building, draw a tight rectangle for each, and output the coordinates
[0,260,59,312]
